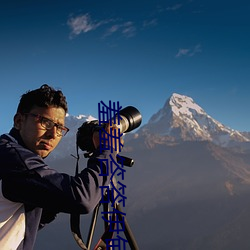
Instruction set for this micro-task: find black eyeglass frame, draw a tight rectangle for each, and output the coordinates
[24,113,69,136]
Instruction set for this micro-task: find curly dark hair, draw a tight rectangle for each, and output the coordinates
[17,84,68,114]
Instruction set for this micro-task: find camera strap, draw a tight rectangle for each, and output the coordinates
[70,145,88,249]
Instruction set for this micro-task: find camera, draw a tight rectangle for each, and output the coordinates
[76,106,142,153]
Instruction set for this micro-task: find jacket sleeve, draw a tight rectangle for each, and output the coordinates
[1,140,117,214]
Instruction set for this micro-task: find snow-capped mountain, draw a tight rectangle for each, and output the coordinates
[48,92,249,160]
[139,93,250,147]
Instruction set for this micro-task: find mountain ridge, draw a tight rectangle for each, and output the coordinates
[48,92,250,160]
[138,93,249,147]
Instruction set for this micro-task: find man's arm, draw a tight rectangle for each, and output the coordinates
[1,142,117,214]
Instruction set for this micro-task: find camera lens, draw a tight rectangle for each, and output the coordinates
[113,106,142,133]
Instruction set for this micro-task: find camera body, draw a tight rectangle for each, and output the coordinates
[76,119,103,153]
[76,106,142,153]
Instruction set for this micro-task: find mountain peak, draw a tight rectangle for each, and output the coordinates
[140,93,250,146]
[169,93,205,117]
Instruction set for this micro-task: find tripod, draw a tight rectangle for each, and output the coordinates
[70,176,139,250]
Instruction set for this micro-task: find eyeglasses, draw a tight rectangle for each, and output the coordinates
[24,113,69,137]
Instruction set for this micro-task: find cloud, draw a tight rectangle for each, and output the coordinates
[67,13,137,39]
[103,21,136,38]
[67,13,111,39]
[143,19,158,28]
[175,48,190,58]
[166,4,183,11]
[156,3,183,13]
[175,44,202,58]
[121,22,137,37]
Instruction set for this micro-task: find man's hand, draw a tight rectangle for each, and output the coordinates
[92,124,124,154]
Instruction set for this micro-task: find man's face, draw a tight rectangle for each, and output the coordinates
[15,106,66,158]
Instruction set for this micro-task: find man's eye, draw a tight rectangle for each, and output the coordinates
[43,119,53,128]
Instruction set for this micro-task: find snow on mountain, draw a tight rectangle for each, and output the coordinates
[139,93,250,147]
[65,113,97,133]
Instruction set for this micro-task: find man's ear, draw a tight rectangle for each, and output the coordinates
[14,113,24,130]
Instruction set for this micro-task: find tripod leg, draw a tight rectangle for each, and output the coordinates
[70,213,88,250]
[86,202,101,249]
[102,196,110,231]
[93,202,116,250]
[115,203,139,250]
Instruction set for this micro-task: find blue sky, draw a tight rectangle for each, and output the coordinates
[0,0,250,135]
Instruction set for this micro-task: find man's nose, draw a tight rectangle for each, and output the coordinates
[46,126,57,138]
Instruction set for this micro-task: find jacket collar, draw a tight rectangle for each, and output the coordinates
[8,127,26,147]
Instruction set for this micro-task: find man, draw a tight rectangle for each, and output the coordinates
[0,84,121,250]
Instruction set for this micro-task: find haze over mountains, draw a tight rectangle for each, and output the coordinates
[35,93,250,250]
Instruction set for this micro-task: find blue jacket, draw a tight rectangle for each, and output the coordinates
[0,128,116,250]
